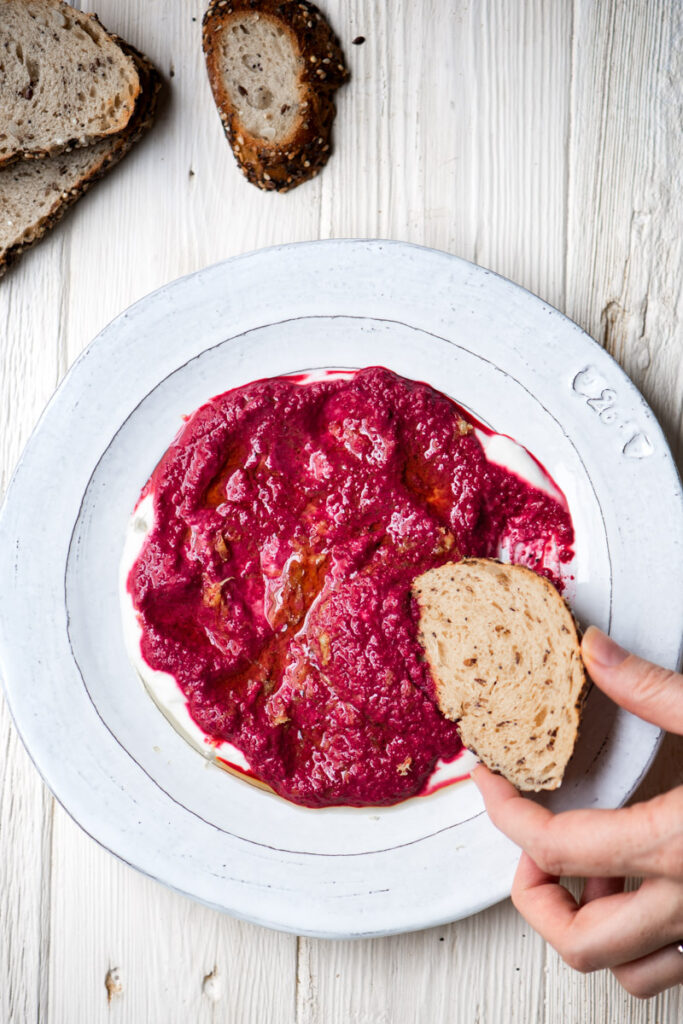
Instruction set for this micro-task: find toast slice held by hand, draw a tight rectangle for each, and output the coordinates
[413,559,587,791]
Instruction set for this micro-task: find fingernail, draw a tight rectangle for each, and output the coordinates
[582,626,628,667]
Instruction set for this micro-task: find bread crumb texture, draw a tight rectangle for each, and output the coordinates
[202,0,349,191]
[413,559,587,791]
[0,0,141,166]
[0,40,160,275]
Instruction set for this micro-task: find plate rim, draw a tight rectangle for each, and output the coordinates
[1,238,681,937]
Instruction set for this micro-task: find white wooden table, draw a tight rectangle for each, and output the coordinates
[2,2,682,1021]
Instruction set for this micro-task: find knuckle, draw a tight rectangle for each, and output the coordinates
[632,662,678,711]
[562,947,595,974]
[626,984,656,1000]
[640,789,683,877]
[509,881,532,915]
[532,835,565,877]
[615,971,658,1000]
[509,879,523,910]
[660,834,683,878]
[560,931,598,975]
[662,791,683,876]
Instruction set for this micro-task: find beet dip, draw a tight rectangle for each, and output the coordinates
[127,367,574,807]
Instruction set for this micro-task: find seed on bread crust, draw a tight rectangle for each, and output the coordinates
[202,0,349,191]
[413,559,589,792]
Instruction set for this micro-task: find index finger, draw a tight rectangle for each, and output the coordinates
[471,764,683,879]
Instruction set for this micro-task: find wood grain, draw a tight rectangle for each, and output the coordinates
[0,0,681,1021]
[48,804,297,1024]
[0,248,67,1024]
[565,0,683,468]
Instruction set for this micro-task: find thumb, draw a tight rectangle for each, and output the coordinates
[581,626,683,735]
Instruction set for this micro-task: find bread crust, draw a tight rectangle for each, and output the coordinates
[0,5,142,168]
[202,0,349,191]
[0,42,161,277]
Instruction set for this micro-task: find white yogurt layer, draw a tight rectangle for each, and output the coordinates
[474,429,565,504]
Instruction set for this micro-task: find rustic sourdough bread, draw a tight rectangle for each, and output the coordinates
[413,559,587,791]
[202,0,348,191]
[0,42,160,276]
[0,0,141,167]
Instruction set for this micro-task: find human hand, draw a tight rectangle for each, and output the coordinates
[472,626,683,998]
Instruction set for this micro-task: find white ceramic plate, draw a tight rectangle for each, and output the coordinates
[1,240,682,938]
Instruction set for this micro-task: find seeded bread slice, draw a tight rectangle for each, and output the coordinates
[0,0,141,167]
[413,559,587,791]
[0,42,160,277]
[202,0,348,191]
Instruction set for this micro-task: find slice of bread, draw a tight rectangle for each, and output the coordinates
[202,0,348,191]
[0,0,141,167]
[413,559,587,791]
[0,42,160,277]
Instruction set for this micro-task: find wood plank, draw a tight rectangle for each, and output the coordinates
[298,906,548,1024]
[0,229,68,1022]
[0,712,53,1024]
[565,0,683,465]
[462,0,572,309]
[48,804,297,1024]
[550,0,683,1018]
[320,0,572,311]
